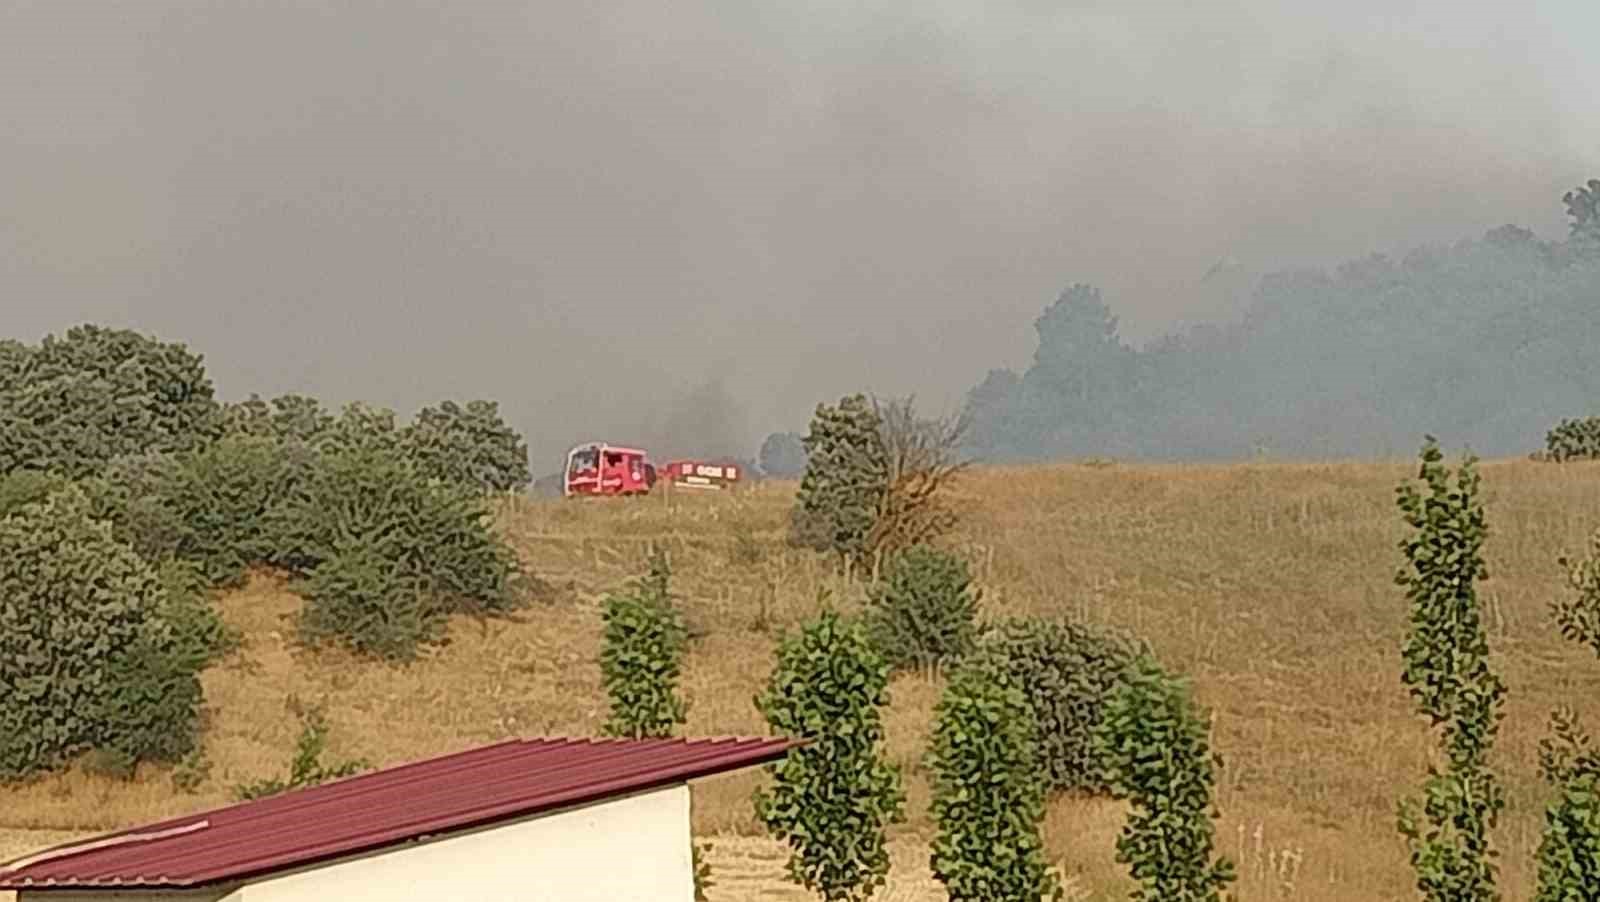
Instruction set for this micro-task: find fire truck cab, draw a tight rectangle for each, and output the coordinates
[563,442,656,497]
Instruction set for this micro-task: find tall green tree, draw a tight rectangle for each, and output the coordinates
[599,549,689,739]
[753,610,905,901]
[1395,437,1505,902]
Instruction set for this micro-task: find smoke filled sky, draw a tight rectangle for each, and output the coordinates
[3,1,1596,466]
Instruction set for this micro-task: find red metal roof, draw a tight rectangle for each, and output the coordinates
[0,736,796,890]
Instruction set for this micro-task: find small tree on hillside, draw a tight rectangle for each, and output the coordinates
[1394,437,1505,902]
[790,394,887,566]
[864,544,980,673]
[754,610,905,901]
[927,661,1061,901]
[1094,653,1235,902]
[600,549,689,738]
[1534,528,1600,900]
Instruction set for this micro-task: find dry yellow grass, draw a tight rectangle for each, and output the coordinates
[4,458,1600,900]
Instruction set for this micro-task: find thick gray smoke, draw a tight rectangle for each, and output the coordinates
[2,1,1595,463]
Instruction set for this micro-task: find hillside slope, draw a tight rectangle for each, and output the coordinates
[5,459,1600,900]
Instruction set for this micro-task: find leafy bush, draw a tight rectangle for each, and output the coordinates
[968,617,1146,795]
[266,445,522,658]
[317,401,404,456]
[0,469,68,518]
[927,661,1060,901]
[221,393,334,444]
[0,324,221,479]
[1395,437,1505,901]
[1095,654,1235,902]
[754,610,905,901]
[403,399,531,492]
[693,841,715,901]
[0,487,205,780]
[790,394,888,563]
[864,545,980,672]
[1544,417,1600,462]
[600,551,689,738]
[85,437,319,588]
[1536,529,1600,899]
[235,702,370,800]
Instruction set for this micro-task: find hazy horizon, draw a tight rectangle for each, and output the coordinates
[4,2,1596,466]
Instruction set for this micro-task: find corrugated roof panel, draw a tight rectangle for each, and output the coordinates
[0,736,796,890]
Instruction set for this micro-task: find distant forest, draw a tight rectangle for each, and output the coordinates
[961,180,1600,462]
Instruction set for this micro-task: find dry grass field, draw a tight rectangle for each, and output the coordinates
[5,457,1600,900]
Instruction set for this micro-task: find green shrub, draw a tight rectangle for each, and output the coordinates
[0,324,221,479]
[693,841,715,901]
[927,661,1060,901]
[221,393,334,444]
[790,394,887,563]
[316,401,404,456]
[235,702,369,800]
[0,487,205,780]
[0,469,68,518]
[968,617,1146,795]
[1537,530,1600,900]
[864,545,980,673]
[1395,437,1505,901]
[1544,417,1600,462]
[754,610,905,901]
[403,399,531,492]
[600,551,689,738]
[1095,654,1235,902]
[266,445,522,658]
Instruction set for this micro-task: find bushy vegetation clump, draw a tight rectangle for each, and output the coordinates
[1095,654,1235,902]
[0,488,214,781]
[403,399,531,492]
[234,701,370,800]
[600,550,690,738]
[1543,417,1600,462]
[863,544,980,673]
[968,617,1146,795]
[927,660,1060,901]
[267,445,523,659]
[754,610,905,901]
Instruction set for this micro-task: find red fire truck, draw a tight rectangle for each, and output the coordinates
[562,442,656,497]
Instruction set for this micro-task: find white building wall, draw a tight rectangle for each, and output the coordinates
[229,783,695,902]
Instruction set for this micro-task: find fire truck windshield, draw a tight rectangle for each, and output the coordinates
[570,448,598,472]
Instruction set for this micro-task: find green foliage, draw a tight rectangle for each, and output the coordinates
[599,550,689,738]
[1555,528,1600,657]
[0,487,205,781]
[753,610,906,901]
[1536,530,1600,902]
[318,401,404,456]
[968,617,1145,795]
[1544,418,1600,462]
[267,445,522,659]
[234,702,370,800]
[1094,654,1235,902]
[1395,437,1505,902]
[926,662,1061,902]
[864,545,980,673]
[0,469,68,518]
[221,393,334,444]
[85,437,319,587]
[790,394,888,563]
[402,399,531,492]
[0,324,221,479]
